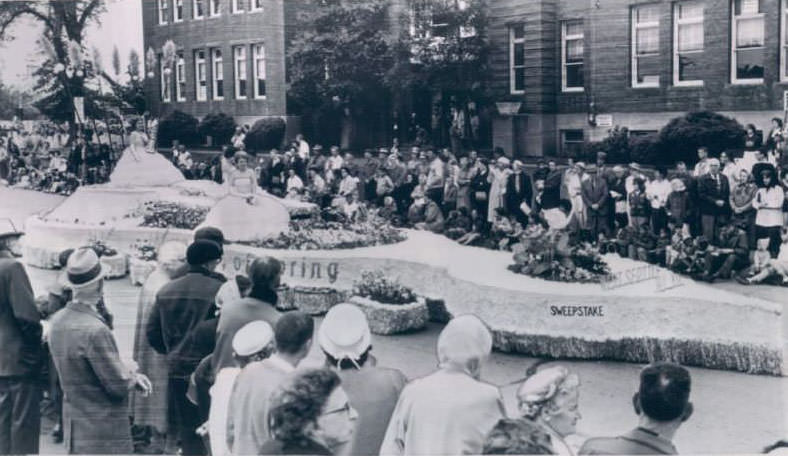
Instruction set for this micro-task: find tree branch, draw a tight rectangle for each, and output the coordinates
[78,0,102,30]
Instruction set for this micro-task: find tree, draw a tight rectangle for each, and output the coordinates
[287,0,396,148]
[111,45,121,77]
[0,1,106,135]
[658,111,746,165]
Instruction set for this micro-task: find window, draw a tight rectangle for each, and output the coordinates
[234,45,247,99]
[212,49,224,100]
[160,57,171,102]
[509,25,525,94]
[731,0,764,83]
[631,4,660,87]
[176,51,186,101]
[673,2,704,86]
[781,0,788,81]
[158,0,169,24]
[194,50,207,101]
[561,20,584,92]
[561,130,584,157]
[174,0,183,21]
[193,0,204,19]
[232,0,244,14]
[250,0,263,12]
[253,44,266,99]
[209,0,220,16]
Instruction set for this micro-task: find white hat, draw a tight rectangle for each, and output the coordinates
[64,247,103,289]
[318,304,372,368]
[497,157,511,166]
[232,320,274,357]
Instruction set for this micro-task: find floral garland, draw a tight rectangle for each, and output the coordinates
[128,201,210,230]
[242,209,405,250]
[130,239,157,262]
[352,270,416,305]
[508,225,609,283]
[86,238,118,257]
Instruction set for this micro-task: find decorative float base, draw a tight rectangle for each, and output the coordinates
[22,206,784,375]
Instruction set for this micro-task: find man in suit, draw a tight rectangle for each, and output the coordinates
[49,248,152,454]
[0,220,42,454]
[580,363,693,455]
[147,239,226,455]
[504,160,533,227]
[697,158,730,245]
[581,164,610,240]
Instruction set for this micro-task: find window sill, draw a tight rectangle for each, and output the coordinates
[249,8,264,13]
[730,79,764,86]
[213,96,224,101]
[509,90,525,95]
[673,80,704,87]
[174,19,183,23]
[159,21,168,26]
[562,87,584,93]
[254,95,267,100]
[193,16,204,20]
[632,83,660,89]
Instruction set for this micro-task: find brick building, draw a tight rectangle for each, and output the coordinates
[488,0,788,158]
[141,0,297,132]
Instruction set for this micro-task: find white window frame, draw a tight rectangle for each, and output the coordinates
[781,0,788,81]
[174,0,184,22]
[176,52,186,102]
[509,25,525,95]
[561,130,585,156]
[250,0,264,12]
[208,0,221,17]
[631,4,660,88]
[234,45,247,99]
[193,0,204,19]
[160,57,171,102]
[731,0,765,85]
[212,48,224,100]
[673,2,704,87]
[253,43,266,99]
[158,0,169,25]
[232,0,245,14]
[195,49,207,101]
[561,20,584,93]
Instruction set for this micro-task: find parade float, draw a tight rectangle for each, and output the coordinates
[19,146,785,376]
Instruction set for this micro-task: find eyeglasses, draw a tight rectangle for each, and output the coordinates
[322,402,352,417]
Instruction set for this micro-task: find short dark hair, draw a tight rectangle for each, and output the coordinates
[275,311,314,355]
[268,368,341,444]
[638,362,691,422]
[482,418,553,454]
[323,347,371,370]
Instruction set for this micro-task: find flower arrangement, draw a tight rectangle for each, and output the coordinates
[241,211,405,250]
[352,270,416,305]
[87,239,117,257]
[508,225,609,283]
[129,201,209,230]
[130,239,157,262]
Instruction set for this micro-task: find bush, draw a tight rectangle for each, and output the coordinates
[658,111,745,165]
[157,110,200,147]
[198,112,236,146]
[629,133,662,165]
[582,126,630,164]
[244,117,286,152]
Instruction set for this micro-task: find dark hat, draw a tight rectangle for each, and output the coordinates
[0,219,24,241]
[186,239,223,266]
[58,248,75,268]
[194,226,225,250]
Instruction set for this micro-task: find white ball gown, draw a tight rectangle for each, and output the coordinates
[199,168,290,242]
[109,131,185,187]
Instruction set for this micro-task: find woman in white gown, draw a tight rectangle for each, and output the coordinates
[199,151,290,242]
[109,120,185,187]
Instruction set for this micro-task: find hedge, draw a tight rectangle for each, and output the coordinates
[244,117,286,152]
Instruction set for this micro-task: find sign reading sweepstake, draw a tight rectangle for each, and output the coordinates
[595,114,613,127]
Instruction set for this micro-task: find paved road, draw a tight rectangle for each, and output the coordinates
[3,187,786,454]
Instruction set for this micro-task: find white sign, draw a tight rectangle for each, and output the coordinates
[73,97,85,123]
[783,90,788,111]
[596,114,613,127]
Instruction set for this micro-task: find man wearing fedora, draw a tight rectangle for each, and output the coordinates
[48,247,152,454]
[0,220,43,454]
[147,239,226,455]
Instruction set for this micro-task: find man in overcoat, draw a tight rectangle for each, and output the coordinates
[504,160,533,227]
[0,220,42,454]
[49,247,151,454]
[581,164,611,239]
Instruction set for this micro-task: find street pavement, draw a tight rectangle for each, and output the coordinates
[2,187,785,454]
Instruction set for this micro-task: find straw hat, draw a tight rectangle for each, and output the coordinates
[232,320,275,357]
[64,247,103,289]
[318,304,372,368]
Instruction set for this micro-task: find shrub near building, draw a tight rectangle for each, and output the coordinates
[198,113,236,147]
[244,117,286,153]
[157,110,200,147]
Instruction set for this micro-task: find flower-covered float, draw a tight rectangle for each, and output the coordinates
[20,157,785,376]
[348,270,428,335]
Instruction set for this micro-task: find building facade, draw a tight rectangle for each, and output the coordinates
[141,0,293,128]
[489,0,788,158]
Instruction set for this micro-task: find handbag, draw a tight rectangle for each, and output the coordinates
[475,191,487,201]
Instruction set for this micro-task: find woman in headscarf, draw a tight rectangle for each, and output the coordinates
[131,241,187,453]
[514,366,582,456]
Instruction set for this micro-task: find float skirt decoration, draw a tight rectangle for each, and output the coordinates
[348,296,429,335]
[292,286,343,315]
